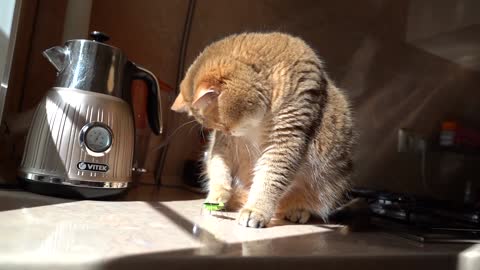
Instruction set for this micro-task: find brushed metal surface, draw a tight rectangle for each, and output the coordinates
[42,37,163,135]
[43,40,128,98]
[18,171,129,188]
[20,87,134,184]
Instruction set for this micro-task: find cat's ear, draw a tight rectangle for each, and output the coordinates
[192,88,219,111]
[171,94,188,112]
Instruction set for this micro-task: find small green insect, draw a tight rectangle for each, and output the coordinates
[203,202,225,212]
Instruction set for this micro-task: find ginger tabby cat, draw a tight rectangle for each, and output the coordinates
[172,32,355,228]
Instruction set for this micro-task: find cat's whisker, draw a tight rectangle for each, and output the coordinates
[244,142,252,162]
[200,127,206,141]
[153,119,196,150]
[187,122,200,136]
[235,140,240,162]
[251,141,260,156]
[177,119,197,130]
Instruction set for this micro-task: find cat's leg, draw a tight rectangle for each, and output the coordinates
[279,156,352,223]
[284,209,311,224]
[237,137,310,227]
[276,182,316,224]
[276,189,313,224]
[205,131,233,205]
[277,155,352,224]
[205,155,232,204]
[237,103,319,228]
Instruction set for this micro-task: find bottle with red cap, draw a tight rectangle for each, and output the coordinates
[439,121,457,148]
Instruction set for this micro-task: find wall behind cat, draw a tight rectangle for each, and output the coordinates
[89,0,193,184]
[87,0,480,201]
[161,0,409,186]
[0,0,68,185]
[164,0,480,201]
[85,0,408,187]
[162,0,406,185]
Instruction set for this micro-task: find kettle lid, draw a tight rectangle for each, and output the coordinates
[63,31,123,54]
[90,31,110,43]
[45,31,131,93]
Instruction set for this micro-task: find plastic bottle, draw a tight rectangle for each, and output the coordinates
[439,121,457,147]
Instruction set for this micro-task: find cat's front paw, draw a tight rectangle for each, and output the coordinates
[284,209,311,224]
[237,207,270,228]
[205,185,232,204]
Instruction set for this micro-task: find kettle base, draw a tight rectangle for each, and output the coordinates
[19,178,128,200]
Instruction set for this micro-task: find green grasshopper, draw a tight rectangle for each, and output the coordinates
[203,202,225,212]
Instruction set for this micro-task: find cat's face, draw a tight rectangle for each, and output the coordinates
[171,63,266,137]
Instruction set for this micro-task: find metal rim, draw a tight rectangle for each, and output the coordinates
[79,122,114,157]
[18,171,129,189]
[64,39,123,54]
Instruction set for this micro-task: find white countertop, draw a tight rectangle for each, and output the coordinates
[0,189,476,270]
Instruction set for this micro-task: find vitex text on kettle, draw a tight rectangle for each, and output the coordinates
[77,162,109,172]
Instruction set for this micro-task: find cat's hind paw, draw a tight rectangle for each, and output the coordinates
[237,207,270,228]
[284,209,311,224]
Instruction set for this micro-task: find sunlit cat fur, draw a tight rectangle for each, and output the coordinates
[172,32,355,228]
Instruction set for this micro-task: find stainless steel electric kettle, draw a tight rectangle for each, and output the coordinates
[18,31,162,199]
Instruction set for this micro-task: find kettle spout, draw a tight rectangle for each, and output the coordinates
[42,46,68,72]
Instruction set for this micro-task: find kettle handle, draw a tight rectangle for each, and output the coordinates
[132,65,163,135]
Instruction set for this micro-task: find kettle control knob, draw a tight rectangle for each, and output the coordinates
[90,31,110,43]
